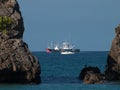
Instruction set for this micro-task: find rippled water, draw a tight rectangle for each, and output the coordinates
[1,51,120,90]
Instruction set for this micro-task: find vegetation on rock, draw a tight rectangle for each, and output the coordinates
[0,16,12,34]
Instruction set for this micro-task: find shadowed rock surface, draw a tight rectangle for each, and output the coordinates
[79,66,101,80]
[0,0,41,83]
[79,25,120,84]
[79,66,105,84]
[105,24,120,81]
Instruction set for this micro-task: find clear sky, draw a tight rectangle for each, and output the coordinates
[17,0,120,51]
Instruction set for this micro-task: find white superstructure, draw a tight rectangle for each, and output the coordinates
[46,41,80,54]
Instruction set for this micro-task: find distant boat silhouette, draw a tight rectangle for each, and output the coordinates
[46,41,80,54]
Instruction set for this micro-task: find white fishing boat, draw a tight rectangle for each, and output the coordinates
[61,51,75,54]
[60,42,75,54]
[46,41,80,54]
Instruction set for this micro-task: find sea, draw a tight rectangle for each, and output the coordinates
[1,51,120,90]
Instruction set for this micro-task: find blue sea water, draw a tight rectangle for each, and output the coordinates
[1,51,120,90]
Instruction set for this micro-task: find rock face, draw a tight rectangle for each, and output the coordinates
[105,24,120,80]
[83,71,104,84]
[79,66,104,84]
[0,0,41,83]
[79,25,120,84]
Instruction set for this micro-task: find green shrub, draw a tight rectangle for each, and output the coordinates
[0,16,13,34]
[2,29,8,35]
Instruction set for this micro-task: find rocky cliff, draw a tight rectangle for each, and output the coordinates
[105,24,120,80]
[0,0,41,83]
[79,24,120,84]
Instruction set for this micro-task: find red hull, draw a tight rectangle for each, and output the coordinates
[46,48,51,53]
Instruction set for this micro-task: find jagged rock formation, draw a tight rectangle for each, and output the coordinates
[105,24,120,80]
[79,25,120,84]
[0,0,41,83]
[79,66,104,84]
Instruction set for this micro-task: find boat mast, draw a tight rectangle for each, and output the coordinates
[69,32,72,44]
[69,32,73,48]
[50,41,53,49]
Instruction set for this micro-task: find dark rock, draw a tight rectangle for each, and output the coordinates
[105,24,120,81]
[79,66,100,80]
[83,71,104,84]
[79,66,105,84]
[0,0,41,84]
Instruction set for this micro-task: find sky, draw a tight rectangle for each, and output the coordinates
[17,0,120,51]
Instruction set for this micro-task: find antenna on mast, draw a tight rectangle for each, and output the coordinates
[50,41,53,49]
[68,32,72,44]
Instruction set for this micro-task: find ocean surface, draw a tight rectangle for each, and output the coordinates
[1,51,120,90]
